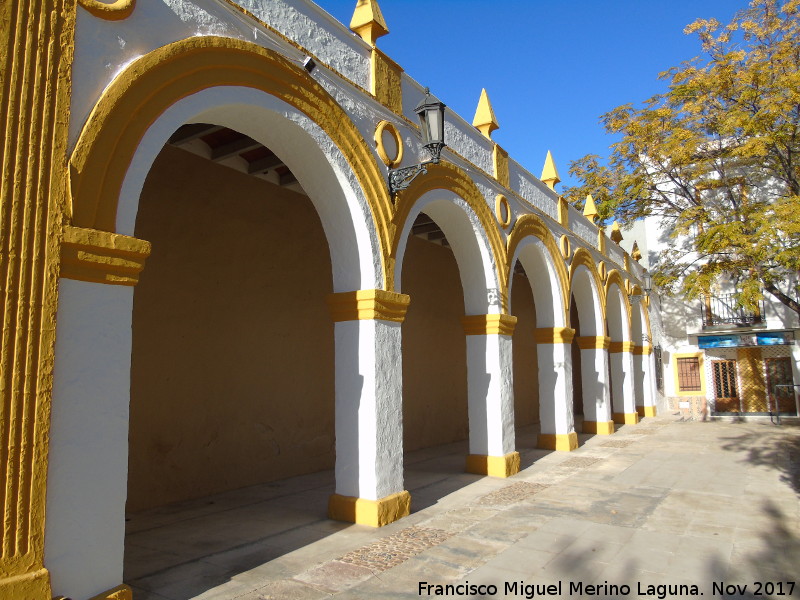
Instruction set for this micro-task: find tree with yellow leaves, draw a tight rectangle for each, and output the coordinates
[564,0,800,317]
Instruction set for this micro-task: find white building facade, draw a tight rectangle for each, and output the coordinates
[1,1,661,598]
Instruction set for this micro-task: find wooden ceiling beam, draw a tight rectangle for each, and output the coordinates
[168,124,224,145]
[210,136,263,161]
[247,154,284,174]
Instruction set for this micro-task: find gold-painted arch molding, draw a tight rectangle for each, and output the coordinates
[69,36,396,289]
[78,0,135,20]
[506,213,570,324]
[391,161,509,311]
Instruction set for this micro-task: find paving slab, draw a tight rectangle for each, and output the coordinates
[123,417,800,599]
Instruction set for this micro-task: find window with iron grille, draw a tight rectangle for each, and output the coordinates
[677,356,702,392]
[654,346,664,392]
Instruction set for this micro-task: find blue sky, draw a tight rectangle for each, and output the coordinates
[314,0,746,189]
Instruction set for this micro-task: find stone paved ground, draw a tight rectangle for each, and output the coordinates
[127,417,800,600]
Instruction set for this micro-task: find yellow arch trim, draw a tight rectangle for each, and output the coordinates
[506,213,569,324]
[69,36,395,288]
[605,269,633,339]
[390,161,509,311]
[568,247,606,329]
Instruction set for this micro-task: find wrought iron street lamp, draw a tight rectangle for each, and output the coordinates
[388,88,446,195]
[643,272,653,296]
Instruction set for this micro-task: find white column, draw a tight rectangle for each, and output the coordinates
[462,315,519,477]
[45,227,150,600]
[536,327,578,451]
[610,341,639,424]
[633,351,645,413]
[327,290,409,527]
[45,279,133,600]
[638,345,658,417]
[577,336,614,434]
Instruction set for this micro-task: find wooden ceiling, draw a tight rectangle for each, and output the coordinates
[166,124,465,253]
[167,123,299,189]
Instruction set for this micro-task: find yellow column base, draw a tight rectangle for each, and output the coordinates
[612,412,640,425]
[328,490,410,527]
[583,420,615,435]
[89,584,133,600]
[537,432,579,451]
[0,568,51,600]
[637,406,657,417]
[465,452,521,477]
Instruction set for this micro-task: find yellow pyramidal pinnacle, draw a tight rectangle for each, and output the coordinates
[540,150,560,190]
[350,0,389,46]
[472,88,499,139]
[610,220,623,243]
[631,241,642,261]
[583,193,598,222]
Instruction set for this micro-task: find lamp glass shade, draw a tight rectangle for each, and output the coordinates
[643,273,652,293]
[415,89,446,157]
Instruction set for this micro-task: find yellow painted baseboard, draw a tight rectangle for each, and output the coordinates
[465,452,521,477]
[537,432,579,451]
[328,490,410,527]
[612,412,640,425]
[89,584,133,600]
[583,420,615,435]
[641,406,657,417]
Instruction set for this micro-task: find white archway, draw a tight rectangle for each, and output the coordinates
[47,87,385,598]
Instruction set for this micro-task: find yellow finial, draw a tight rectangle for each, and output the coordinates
[583,193,598,222]
[610,220,623,243]
[350,0,389,47]
[540,150,560,190]
[631,241,642,261]
[472,88,499,139]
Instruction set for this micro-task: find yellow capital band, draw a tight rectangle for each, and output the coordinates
[577,335,611,350]
[461,314,518,336]
[327,289,411,322]
[608,341,635,353]
[633,344,653,355]
[535,327,575,344]
[60,226,151,286]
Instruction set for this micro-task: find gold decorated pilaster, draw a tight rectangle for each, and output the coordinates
[0,0,76,596]
[493,144,509,187]
[370,49,403,114]
[557,196,569,228]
